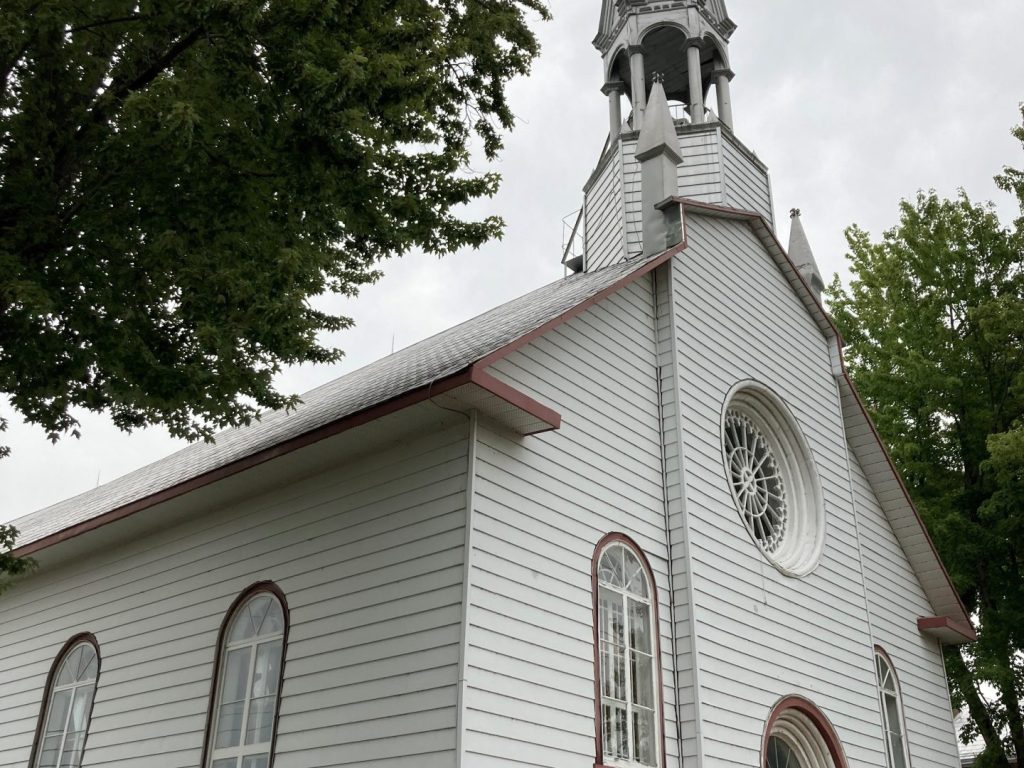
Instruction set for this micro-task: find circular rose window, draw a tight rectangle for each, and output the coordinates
[722,386,823,576]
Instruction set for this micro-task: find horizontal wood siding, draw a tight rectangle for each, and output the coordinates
[622,138,644,258]
[584,151,626,271]
[0,427,467,768]
[849,452,960,767]
[672,214,887,768]
[720,134,773,222]
[468,277,685,768]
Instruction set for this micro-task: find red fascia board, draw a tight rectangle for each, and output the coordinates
[474,242,686,370]
[13,367,560,558]
[918,616,978,644]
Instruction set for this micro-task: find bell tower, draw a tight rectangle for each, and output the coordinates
[568,0,775,273]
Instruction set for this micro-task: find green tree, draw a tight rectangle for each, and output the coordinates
[0,0,549,451]
[827,115,1024,763]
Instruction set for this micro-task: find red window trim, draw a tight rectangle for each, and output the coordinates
[199,581,291,768]
[28,632,102,768]
[591,532,669,768]
[762,695,849,768]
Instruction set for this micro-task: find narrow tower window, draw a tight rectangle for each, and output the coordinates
[594,535,661,767]
[204,584,289,768]
[875,650,910,768]
[32,636,100,768]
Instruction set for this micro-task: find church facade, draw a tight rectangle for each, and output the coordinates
[0,3,973,768]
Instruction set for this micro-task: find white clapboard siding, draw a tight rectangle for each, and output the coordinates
[584,150,627,271]
[671,213,888,768]
[467,277,685,768]
[0,426,469,768]
[720,133,773,223]
[849,452,961,768]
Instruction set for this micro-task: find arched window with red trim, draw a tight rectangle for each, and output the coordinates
[30,634,101,768]
[592,534,664,768]
[874,648,910,768]
[202,583,290,768]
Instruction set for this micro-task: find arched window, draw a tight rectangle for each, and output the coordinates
[875,649,910,768]
[204,584,289,768]
[593,534,662,767]
[31,635,100,768]
[762,697,847,768]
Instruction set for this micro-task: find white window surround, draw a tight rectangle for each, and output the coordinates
[34,638,99,768]
[721,383,824,577]
[207,589,287,768]
[764,704,840,768]
[875,649,911,768]
[595,538,661,768]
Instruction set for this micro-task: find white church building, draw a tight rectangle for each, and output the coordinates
[0,2,976,768]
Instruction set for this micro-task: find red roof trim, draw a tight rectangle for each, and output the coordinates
[918,615,977,644]
[13,366,560,557]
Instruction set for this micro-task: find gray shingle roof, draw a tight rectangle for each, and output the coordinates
[11,254,658,549]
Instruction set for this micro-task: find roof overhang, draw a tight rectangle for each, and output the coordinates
[12,364,559,558]
[918,616,978,645]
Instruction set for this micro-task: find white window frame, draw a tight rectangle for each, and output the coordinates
[206,588,287,768]
[595,538,661,768]
[875,649,911,768]
[33,638,99,768]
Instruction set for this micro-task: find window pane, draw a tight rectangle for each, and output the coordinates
[622,549,648,597]
[248,598,272,637]
[631,651,654,709]
[632,706,656,766]
[263,602,285,635]
[251,641,282,698]
[44,690,72,736]
[58,730,83,768]
[598,588,625,647]
[599,548,625,588]
[68,685,94,734]
[628,598,652,653]
[603,703,629,760]
[601,642,626,700]
[55,648,81,687]
[222,647,252,703]
[884,695,903,738]
[241,755,269,768]
[889,733,907,768]
[229,609,256,644]
[214,701,245,749]
[37,735,61,768]
[245,696,276,745]
[212,759,237,768]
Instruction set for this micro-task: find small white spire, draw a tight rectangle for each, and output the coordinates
[637,78,683,256]
[788,208,825,300]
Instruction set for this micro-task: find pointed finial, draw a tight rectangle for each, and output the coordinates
[652,71,665,85]
[790,208,801,219]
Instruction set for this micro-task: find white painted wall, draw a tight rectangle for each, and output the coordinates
[671,213,887,768]
[467,276,685,768]
[849,452,961,768]
[583,149,626,272]
[719,133,773,224]
[0,425,468,768]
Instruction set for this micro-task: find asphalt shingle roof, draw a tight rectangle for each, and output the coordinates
[11,254,658,549]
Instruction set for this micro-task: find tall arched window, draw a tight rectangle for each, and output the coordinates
[875,649,910,768]
[203,584,289,768]
[31,635,100,768]
[593,534,662,767]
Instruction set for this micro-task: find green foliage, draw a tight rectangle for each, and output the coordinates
[0,0,550,445]
[828,170,1024,760]
[0,524,35,594]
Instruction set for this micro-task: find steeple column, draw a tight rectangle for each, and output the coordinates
[686,41,705,124]
[602,81,626,140]
[713,65,734,128]
[627,46,647,127]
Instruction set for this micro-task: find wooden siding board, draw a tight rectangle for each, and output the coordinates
[673,214,887,767]
[467,278,683,767]
[0,426,469,768]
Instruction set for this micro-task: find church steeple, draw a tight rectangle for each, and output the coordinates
[595,0,736,132]
[571,0,775,274]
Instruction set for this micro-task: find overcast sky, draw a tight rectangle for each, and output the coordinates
[3,0,1024,526]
